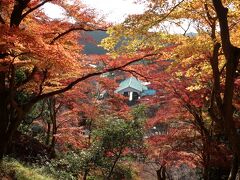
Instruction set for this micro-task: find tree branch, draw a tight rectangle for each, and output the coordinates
[0,15,5,24]
[10,0,51,27]
[38,69,48,96]
[121,68,149,81]
[21,0,52,20]
[27,53,158,105]
[10,0,30,27]
[151,0,185,27]
[50,24,106,44]
[209,42,222,111]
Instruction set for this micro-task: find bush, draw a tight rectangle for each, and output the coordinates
[0,157,54,180]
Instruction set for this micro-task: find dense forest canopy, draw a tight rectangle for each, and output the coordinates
[0,0,240,179]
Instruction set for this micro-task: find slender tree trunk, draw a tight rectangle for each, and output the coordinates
[228,154,239,180]
[202,133,211,180]
[107,150,123,179]
[202,153,210,180]
[45,122,51,145]
[156,166,167,180]
[50,113,57,150]
[83,169,89,180]
[87,119,93,147]
[0,137,8,160]
[48,97,57,157]
[0,72,12,159]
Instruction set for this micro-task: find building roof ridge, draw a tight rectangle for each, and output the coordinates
[128,77,133,87]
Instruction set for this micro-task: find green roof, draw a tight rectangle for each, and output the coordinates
[115,77,148,93]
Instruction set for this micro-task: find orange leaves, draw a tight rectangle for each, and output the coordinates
[55,126,88,150]
[28,0,41,7]
[0,0,108,94]
[146,124,201,168]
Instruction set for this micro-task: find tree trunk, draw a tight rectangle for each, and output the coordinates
[212,0,240,158]
[0,72,16,159]
[202,154,210,180]
[48,97,57,157]
[156,166,167,180]
[228,154,239,180]
[45,122,51,145]
[202,133,211,180]
[107,154,121,179]
[50,113,57,149]
[82,169,89,180]
[0,107,25,159]
[0,72,8,158]
[0,136,8,160]
[0,69,31,159]
[10,0,30,27]
[107,148,123,180]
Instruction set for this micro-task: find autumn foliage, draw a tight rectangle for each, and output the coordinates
[1,0,240,179]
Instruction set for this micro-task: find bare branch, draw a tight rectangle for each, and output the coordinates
[152,0,185,26]
[38,69,48,96]
[50,24,106,44]
[219,63,226,75]
[121,69,149,81]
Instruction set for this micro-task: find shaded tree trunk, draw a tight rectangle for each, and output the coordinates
[156,165,167,180]
[0,72,25,159]
[0,72,9,159]
[48,97,57,157]
[83,169,89,180]
[202,145,210,180]
[45,122,51,145]
[107,143,124,180]
[228,154,239,180]
[0,104,25,159]
[107,152,122,179]
[212,0,240,158]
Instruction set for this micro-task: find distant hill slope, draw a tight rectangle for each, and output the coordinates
[80,31,197,55]
[80,31,108,55]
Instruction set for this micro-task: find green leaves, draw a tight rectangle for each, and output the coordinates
[92,116,144,155]
[71,116,145,179]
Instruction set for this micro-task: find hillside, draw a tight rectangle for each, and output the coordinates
[80,30,108,55]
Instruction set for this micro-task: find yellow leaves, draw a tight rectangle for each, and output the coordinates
[101,26,168,57]
[100,38,118,52]
[186,84,203,92]
[175,71,183,78]
[230,28,240,47]
[175,35,212,58]
[184,61,211,77]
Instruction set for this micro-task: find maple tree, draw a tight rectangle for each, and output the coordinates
[0,0,157,160]
[0,0,104,158]
[101,0,240,179]
[1,0,240,179]
[42,108,145,180]
[128,58,214,178]
[47,76,129,152]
